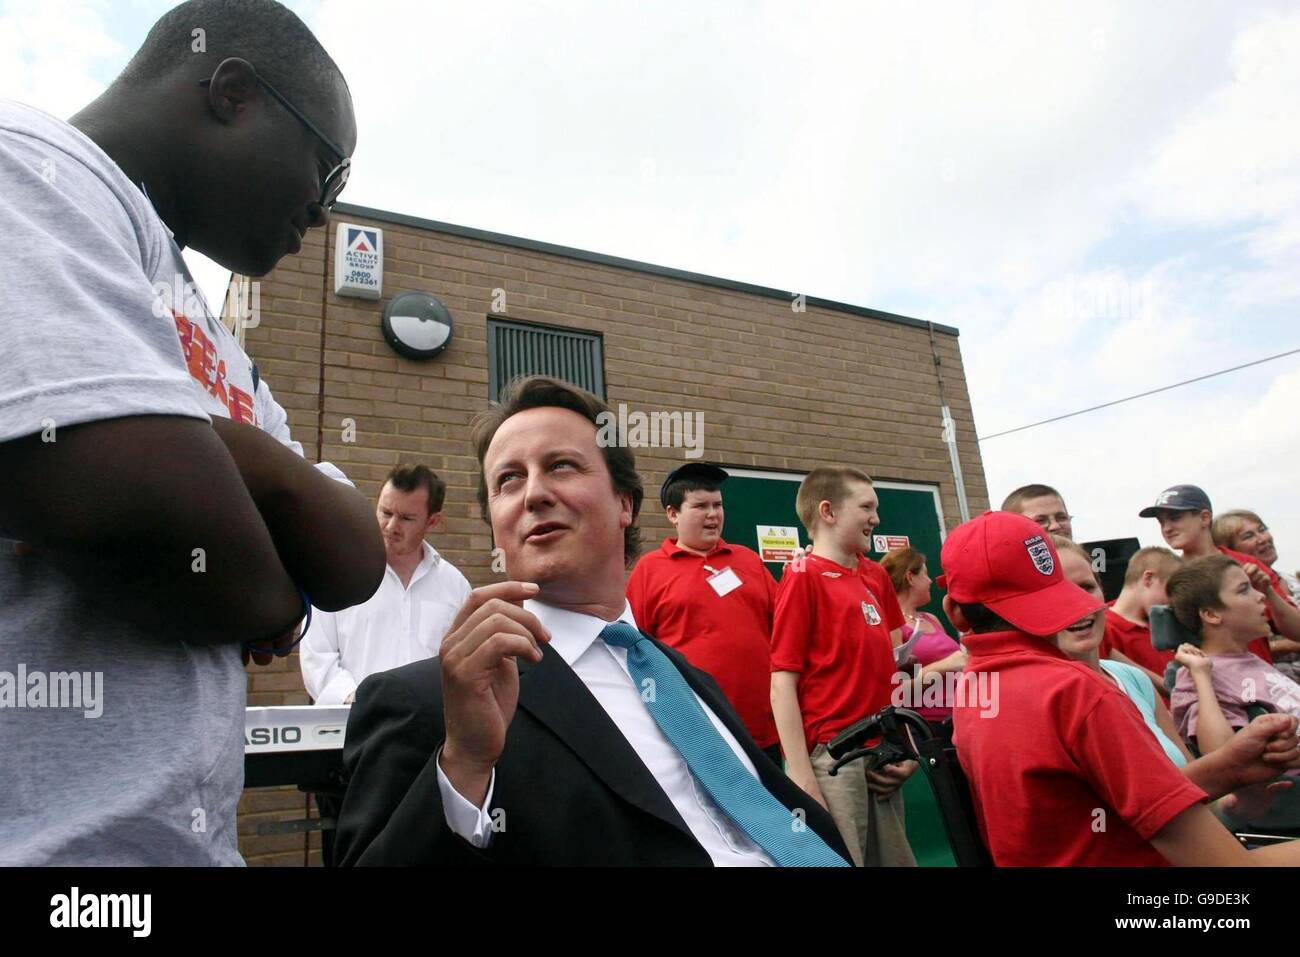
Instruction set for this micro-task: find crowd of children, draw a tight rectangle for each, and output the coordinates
[628,460,1300,866]
[938,484,1300,864]
[769,475,1300,863]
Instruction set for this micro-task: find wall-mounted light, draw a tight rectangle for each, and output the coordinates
[381,291,454,359]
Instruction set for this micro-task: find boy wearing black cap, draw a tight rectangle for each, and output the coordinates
[1140,485,1300,660]
[626,463,782,761]
[945,511,1300,865]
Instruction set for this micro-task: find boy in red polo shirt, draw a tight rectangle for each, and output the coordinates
[627,463,781,762]
[1100,546,1183,693]
[945,511,1300,865]
[1140,484,1300,663]
[771,467,915,867]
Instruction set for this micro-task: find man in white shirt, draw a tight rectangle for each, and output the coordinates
[301,464,471,705]
[334,377,851,865]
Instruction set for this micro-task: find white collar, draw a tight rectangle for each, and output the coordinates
[388,541,439,586]
[524,599,638,667]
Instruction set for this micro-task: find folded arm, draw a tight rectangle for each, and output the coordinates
[1,415,303,645]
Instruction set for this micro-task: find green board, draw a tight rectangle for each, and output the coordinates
[720,468,959,868]
[720,469,950,625]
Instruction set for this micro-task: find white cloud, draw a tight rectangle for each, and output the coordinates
[970,5,1300,577]
[0,0,122,116]
[311,0,1249,303]
[981,364,1300,575]
[1132,10,1300,231]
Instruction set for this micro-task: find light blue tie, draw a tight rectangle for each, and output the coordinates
[600,621,850,867]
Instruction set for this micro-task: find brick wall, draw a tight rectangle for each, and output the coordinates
[234,209,989,865]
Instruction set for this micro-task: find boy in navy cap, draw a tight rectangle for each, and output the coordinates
[1140,485,1300,661]
[945,511,1300,865]
[626,463,782,762]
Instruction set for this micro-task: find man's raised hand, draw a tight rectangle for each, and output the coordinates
[438,581,552,806]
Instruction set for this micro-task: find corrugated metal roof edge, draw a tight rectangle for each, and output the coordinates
[332,202,960,338]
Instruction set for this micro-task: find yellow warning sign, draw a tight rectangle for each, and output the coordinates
[757,525,801,563]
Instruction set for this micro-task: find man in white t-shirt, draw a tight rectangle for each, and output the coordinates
[302,464,472,706]
[0,0,385,865]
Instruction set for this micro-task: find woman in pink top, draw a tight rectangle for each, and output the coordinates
[880,547,966,724]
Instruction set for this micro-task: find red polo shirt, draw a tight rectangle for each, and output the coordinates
[771,553,897,751]
[857,555,906,633]
[1218,546,1292,663]
[627,538,779,748]
[1101,605,1174,679]
[954,630,1207,866]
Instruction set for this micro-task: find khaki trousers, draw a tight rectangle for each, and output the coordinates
[810,744,917,867]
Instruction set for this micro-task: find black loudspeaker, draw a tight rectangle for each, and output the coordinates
[1079,537,1141,602]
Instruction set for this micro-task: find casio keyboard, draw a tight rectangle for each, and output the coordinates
[244,705,350,792]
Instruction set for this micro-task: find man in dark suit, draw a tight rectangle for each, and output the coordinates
[335,376,851,865]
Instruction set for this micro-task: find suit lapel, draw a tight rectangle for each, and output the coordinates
[517,633,851,865]
[516,646,697,847]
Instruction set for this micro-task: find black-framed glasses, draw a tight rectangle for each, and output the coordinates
[199,71,350,210]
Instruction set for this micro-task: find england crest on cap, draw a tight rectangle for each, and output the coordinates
[1025,535,1054,575]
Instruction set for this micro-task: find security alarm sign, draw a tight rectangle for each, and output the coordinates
[334,223,383,299]
[872,534,910,553]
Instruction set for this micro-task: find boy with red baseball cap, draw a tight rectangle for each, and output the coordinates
[943,511,1300,865]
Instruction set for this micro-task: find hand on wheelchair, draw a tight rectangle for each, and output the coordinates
[866,759,918,796]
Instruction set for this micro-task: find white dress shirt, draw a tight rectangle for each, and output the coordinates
[436,600,776,866]
[300,542,471,705]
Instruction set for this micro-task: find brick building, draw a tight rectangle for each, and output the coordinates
[227,201,989,865]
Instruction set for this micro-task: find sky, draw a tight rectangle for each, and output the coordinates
[6,0,1300,572]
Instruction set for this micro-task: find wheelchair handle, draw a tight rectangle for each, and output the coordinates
[825,706,935,776]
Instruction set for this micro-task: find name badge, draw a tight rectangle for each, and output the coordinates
[706,566,743,597]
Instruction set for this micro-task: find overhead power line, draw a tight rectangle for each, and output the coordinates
[978,346,1300,442]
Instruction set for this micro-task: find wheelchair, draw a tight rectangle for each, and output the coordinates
[826,705,992,866]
